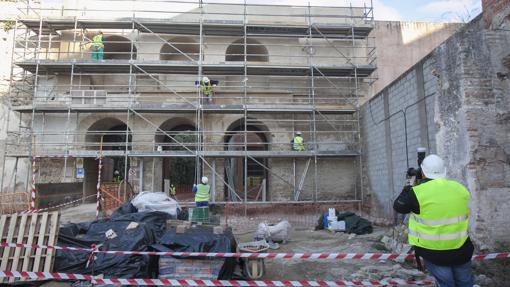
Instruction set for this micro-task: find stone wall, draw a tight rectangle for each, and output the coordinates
[362,13,510,248]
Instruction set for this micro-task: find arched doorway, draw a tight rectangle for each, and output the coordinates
[225,38,269,62]
[160,37,199,61]
[103,35,137,60]
[224,118,269,201]
[156,118,197,201]
[83,118,132,198]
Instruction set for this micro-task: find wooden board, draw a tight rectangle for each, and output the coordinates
[0,211,59,283]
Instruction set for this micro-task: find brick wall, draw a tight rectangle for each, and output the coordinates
[482,0,510,28]
[361,13,510,249]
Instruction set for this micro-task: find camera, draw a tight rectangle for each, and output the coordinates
[407,147,426,185]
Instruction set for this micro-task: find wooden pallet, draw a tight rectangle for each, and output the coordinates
[0,211,59,283]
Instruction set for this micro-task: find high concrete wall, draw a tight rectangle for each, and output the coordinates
[362,12,510,248]
[369,21,462,99]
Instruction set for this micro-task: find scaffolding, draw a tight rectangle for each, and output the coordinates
[2,0,376,208]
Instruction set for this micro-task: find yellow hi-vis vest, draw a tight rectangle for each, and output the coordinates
[92,34,104,48]
[293,136,304,151]
[201,81,212,96]
[195,184,210,202]
[408,178,470,250]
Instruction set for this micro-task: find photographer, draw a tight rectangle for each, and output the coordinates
[393,154,474,287]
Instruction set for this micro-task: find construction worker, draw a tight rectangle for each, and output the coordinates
[192,176,210,207]
[112,169,122,183]
[196,76,218,104]
[169,183,176,198]
[91,31,104,60]
[291,131,305,151]
[393,154,474,287]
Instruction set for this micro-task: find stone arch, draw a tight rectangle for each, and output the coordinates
[156,117,197,201]
[160,36,199,61]
[225,38,269,62]
[83,117,132,200]
[85,117,132,151]
[103,35,137,60]
[224,117,270,201]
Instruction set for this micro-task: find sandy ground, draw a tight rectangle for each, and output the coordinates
[235,227,432,284]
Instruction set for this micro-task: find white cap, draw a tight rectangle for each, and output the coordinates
[296,131,302,135]
[420,154,446,179]
[203,76,210,83]
[201,176,209,184]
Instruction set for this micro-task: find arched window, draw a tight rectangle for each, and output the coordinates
[160,37,199,61]
[103,35,137,60]
[225,38,269,62]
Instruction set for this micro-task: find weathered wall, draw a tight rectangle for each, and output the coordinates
[362,12,510,248]
[369,21,462,98]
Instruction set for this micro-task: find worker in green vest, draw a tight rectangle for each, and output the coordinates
[291,131,305,151]
[91,31,104,60]
[192,176,210,207]
[112,169,122,183]
[394,154,473,287]
[199,77,218,104]
[169,183,176,198]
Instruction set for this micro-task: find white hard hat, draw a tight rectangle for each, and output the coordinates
[296,131,302,135]
[201,176,209,184]
[203,76,210,83]
[420,154,446,179]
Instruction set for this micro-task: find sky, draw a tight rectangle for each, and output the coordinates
[39,0,483,23]
[371,0,482,22]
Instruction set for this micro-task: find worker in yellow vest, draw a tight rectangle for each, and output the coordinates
[112,169,122,183]
[192,176,210,207]
[393,154,473,287]
[195,77,218,104]
[291,131,305,151]
[169,183,176,198]
[91,31,104,60]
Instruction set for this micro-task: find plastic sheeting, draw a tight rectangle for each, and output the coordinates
[132,192,181,217]
[152,226,237,279]
[315,211,373,235]
[55,210,169,278]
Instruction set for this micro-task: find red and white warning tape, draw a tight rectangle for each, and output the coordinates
[19,194,96,214]
[96,155,103,220]
[0,242,508,262]
[0,271,435,286]
[30,156,37,210]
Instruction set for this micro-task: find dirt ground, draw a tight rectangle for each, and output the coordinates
[53,203,506,286]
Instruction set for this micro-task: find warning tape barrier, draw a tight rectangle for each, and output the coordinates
[0,242,509,261]
[0,271,435,286]
[18,194,96,214]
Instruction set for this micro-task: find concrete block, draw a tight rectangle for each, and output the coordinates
[176,225,188,234]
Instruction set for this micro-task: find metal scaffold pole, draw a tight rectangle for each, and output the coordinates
[124,14,136,197]
[307,3,319,202]
[243,0,248,212]
[196,0,204,188]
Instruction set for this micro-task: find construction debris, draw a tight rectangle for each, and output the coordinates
[315,211,373,235]
[255,220,292,243]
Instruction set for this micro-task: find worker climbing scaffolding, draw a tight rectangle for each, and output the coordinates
[196,76,219,104]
